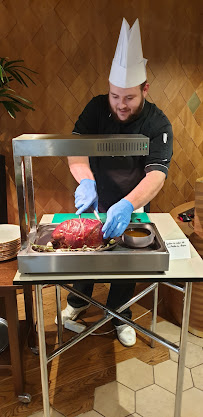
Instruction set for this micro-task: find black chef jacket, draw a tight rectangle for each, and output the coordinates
[73,95,173,211]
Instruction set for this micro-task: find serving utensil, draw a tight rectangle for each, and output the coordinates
[93,209,103,223]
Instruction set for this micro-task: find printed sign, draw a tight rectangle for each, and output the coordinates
[164,239,191,260]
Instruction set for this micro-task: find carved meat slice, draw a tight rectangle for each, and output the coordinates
[51,218,104,249]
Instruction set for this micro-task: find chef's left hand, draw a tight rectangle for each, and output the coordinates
[102,199,134,239]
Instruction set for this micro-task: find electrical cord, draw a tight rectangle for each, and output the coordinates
[81,298,163,336]
[187,221,194,230]
[35,298,163,343]
[88,309,153,336]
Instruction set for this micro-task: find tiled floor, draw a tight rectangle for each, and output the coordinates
[28,321,203,417]
[30,408,66,417]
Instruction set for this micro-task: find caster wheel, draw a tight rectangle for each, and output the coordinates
[18,393,32,403]
[31,346,39,355]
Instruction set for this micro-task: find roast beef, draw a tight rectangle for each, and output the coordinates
[51,218,104,249]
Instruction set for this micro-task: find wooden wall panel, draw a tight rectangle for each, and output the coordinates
[0,0,202,224]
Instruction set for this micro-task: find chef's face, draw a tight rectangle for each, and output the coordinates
[108,82,149,122]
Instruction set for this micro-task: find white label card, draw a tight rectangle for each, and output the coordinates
[164,239,191,260]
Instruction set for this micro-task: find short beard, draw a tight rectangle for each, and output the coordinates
[108,95,145,124]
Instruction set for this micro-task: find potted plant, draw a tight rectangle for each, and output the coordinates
[0,57,37,223]
[0,57,36,118]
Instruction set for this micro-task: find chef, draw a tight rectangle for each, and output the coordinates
[56,18,173,346]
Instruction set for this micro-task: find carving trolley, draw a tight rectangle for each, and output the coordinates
[12,134,203,417]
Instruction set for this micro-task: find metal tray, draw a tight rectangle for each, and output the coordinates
[17,223,169,274]
[31,226,121,252]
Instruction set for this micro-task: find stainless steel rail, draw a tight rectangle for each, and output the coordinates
[174,282,192,417]
[47,282,181,363]
[35,285,50,417]
[55,285,63,346]
[151,283,158,348]
[13,134,149,157]
[162,281,185,293]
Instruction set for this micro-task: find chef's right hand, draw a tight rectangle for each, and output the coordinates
[75,179,98,215]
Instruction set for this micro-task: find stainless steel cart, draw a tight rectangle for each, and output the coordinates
[12,134,203,417]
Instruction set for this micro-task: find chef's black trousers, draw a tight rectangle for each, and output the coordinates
[67,281,136,326]
[67,203,150,326]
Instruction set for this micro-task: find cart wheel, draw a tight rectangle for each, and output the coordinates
[31,346,39,355]
[18,393,32,403]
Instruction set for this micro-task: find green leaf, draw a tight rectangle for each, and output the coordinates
[15,69,36,84]
[0,87,19,97]
[0,67,4,83]
[8,64,37,74]
[12,94,33,103]
[0,56,36,117]
[11,103,21,112]
[2,101,16,118]
[11,97,35,110]
[5,67,37,87]
[6,68,25,85]
[12,70,29,87]
[1,101,21,113]
[0,65,9,84]
[4,59,24,68]
[0,97,35,114]
[0,58,7,67]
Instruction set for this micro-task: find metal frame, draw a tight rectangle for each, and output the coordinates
[12,133,149,247]
[35,280,192,417]
[12,134,192,416]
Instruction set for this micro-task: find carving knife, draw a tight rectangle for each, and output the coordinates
[93,209,102,223]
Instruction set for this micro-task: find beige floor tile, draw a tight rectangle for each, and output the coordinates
[94,381,135,417]
[156,321,180,343]
[156,320,203,347]
[129,414,143,417]
[191,364,203,390]
[170,341,203,368]
[28,412,44,417]
[29,407,65,417]
[136,384,175,417]
[187,332,203,347]
[181,387,203,417]
[154,359,193,393]
[116,357,153,391]
[128,414,142,417]
[76,411,103,417]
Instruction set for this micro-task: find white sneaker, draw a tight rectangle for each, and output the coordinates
[115,324,136,347]
[55,302,90,325]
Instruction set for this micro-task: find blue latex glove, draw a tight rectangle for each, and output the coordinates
[102,199,134,238]
[75,179,98,215]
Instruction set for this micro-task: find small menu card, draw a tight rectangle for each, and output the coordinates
[164,239,191,260]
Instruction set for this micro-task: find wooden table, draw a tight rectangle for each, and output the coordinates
[170,201,195,237]
[0,258,36,402]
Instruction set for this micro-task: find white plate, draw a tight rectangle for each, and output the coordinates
[0,245,20,255]
[0,224,20,244]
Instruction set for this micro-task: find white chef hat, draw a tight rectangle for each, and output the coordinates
[109,18,147,88]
